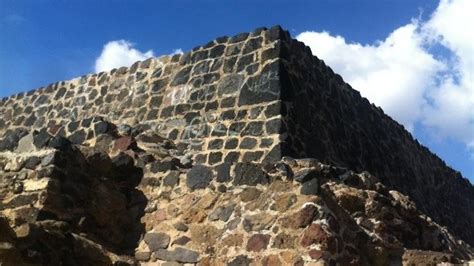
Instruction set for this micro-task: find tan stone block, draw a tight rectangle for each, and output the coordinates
[183,208,207,224]
[272,193,297,212]
[280,250,303,265]
[23,178,51,192]
[195,192,218,210]
[221,233,243,247]
[189,224,222,247]
[262,254,282,266]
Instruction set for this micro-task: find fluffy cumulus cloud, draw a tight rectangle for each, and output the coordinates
[95,40,154,72]
[297,0,474,151]
[422,0,474,149]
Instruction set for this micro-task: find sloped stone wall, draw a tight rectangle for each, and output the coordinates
[279,31,474,246]
[1,121,471,265]
[0,26,287,166]
[0,24,472,250]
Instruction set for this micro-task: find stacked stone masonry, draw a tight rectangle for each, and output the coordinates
[0,25,473,265]
[0,27,286,167]
[0,120,472,265]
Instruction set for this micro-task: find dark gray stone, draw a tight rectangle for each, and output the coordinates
[135,251,151,261]
[240,138,257,149]
[215,163,231,183]
[68,129,86,145]
[0,129,28,151]
[224,152,240,163]
[223,57,237,73]
[174,222,188,232]
[163,171,180,187]
[219,204,235,222]
[233,162,268,186]
[226,44,242,56]
[211,123,227,136]
[54,87,67,99]
[238,62,280,106]
[208,152,222,165]
[229,32,249,43]
[241,122,263,136]
[265,102,282,117]
[261,43,281,63]
[150,159,176,173]
[237,110,248,120]
[300,178,319,195]
[220,110,236,120]
[224,138,238,149]
[260,138,273,148]
[208,139,224,150]
[217,184,227,193]
[220,97,235,108]
[172,236,191,246]
[94,121,110,135]
[24,156,41,170]
[81,117,93,128]
[151,68,163,79]
[191,50,208,63]
[215,36,228,43]
[294,169,320,183]
[48,136,71,151]
[34,94,49,107]
[242,37,263,54]
[265,118,283,134]
[144,232,170,251]
[205,100,218,111]
[217,74,244,96]
[193,60,211,75]
[68,121,79,132]
[186,165,213,190]
[2,194,38,209]
[152,78,169,92]
[265,25,287,42]
[209,45,225,58]
[262,144,282,163]
[249,106,264,119]
[242,151,264,162]
[228,122,246,136]
[236,54,255,72]
[152,247,199,263]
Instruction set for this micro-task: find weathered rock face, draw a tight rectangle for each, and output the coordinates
[0,122,146,265]
[277,28,474,247]
[0,27,282,166]
[0,121,472,265]
[0,26,473,265]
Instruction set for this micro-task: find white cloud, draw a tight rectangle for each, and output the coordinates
[95,40,154,72]
[297,24,443,131]
[296,0,473,150]
[171,48,184,55]
[421,0,474,148]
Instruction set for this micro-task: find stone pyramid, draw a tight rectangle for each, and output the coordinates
[0,25,472,265]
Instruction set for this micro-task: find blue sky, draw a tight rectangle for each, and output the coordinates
[1,0,472,182]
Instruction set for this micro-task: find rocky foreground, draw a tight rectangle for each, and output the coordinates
[0,118,472,265]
